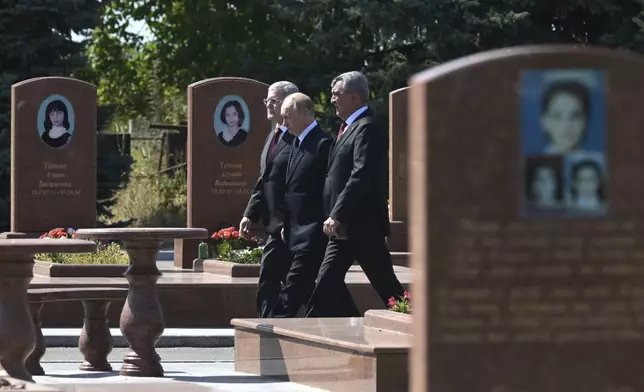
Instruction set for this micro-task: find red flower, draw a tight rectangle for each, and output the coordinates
[223,232,231,240]
[232,231,240,239]
[404,290,411,300]
[212,233,220,240]
[388,297,396,307]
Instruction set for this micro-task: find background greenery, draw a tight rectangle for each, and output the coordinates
[2,0,644,229]
[36,242,129,265]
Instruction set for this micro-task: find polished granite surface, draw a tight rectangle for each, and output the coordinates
[234,318,410,391]
[34,362,325,392]
[233,317,411,353]
[31,265,411,288]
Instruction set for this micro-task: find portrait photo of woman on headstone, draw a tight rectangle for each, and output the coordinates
[37,95,75,149]
[566,157,606,212]
[214,97,250,148]
[539,80,590,155]
[521,69,605,157]
[524,156,564,211]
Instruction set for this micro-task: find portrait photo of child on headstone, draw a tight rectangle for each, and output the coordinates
[565,155,607,212]
[520,69,607,217]
[524,155,564,212]
[214,95,250,148]
[37,95,75,149]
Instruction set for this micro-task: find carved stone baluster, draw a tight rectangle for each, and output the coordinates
[79,299,113,371]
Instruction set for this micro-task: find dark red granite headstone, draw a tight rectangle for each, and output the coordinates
[175,77,269,268]
[410,45,644,392]
[10,77,97,234]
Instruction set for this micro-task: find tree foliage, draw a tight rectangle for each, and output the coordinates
[3,0,644,229]
[0,0,101,230]
[90,0,644,132]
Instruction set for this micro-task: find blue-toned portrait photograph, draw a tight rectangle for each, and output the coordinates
[213,95,250,148]
[563,152,607,214]
[524,155,564,213]
[520,69,608,218]
[521,69,605,155]
[37,94,75,149]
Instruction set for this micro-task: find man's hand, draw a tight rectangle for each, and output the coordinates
[323,217,340,237]
[281,228,285,242]
[239,217,251,237]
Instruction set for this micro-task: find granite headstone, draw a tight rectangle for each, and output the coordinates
[10,77,97,235]
[389,86,409,222]
[410,45,644,392]
[175,77,269,268]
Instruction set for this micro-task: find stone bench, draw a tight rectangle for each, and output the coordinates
[26,287,128,376]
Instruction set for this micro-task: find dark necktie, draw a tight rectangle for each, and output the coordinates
[288,137,300,174]
[267,125,282,159]
[336,122,346,141]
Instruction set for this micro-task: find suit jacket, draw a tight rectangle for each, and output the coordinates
[243,128,295,236]
[324,107,390,238]
[284,125,332,252]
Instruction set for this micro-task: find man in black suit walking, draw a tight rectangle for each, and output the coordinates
[240,81,299,317]
[306,71,405,317]
[272,93,332,317]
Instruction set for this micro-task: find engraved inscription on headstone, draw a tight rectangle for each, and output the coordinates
[409,45,644,392]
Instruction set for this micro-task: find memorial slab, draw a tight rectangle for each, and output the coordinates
[409,45,644,392]
[175,77,269,268]
[10,77,97,234]
[388,87,409,223]
[386,87,410,253]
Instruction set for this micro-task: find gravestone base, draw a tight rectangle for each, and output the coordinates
[386,221,408,252]
[173,238,199,269]
[232,317,410,392]
[0,232,42,239]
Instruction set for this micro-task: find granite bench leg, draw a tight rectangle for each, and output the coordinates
[25,302,45,376]
[0,254,36,382]
[119,240,165,377]
[79,300,113,372]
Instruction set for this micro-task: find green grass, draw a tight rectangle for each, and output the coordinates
[36,242,129,265]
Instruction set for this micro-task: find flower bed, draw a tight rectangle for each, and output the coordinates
[199,227,264,277]
[34,228,129,277]
[388,291,411,314]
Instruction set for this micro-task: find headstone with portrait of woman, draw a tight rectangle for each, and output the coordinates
[409,45,644,392]
[174,77,269,268]
[7,77,97,235]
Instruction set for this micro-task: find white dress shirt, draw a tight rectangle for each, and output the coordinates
[297,120,318,144]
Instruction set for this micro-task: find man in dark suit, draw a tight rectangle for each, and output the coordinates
[305,71,405,317]
[271,93,332,317]
[240,81,299,317]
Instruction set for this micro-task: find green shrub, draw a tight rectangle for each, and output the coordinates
[36,242,129,265]
[104,141,186,228]
[215,241,263,264]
